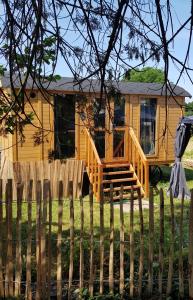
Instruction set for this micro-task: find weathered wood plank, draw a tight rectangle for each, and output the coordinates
[137,188,144,297]
[189,189,193,299]
[119,185,124,296]
[166,189,175,296]
[158,188,164,297]
[89,185,94,296]
[109,184,114,294]
[68,181,74,300]
[57,181,63,300]
[0,180,4,297]
[99,186,104,295]
[148,187,154,296]
[5,179,13,297]
[25,180,33,300]
[179,189,184,299]
[130,187,134,298]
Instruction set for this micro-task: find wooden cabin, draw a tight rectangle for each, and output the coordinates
[0,76,191,200]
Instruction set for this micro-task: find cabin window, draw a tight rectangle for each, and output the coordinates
[93,98,106,128]
[54,95,75,159]
[140,98,157,155]
[113,96,125,127]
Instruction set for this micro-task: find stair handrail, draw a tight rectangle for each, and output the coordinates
[128,127,149,197]
[129,128,147,162]
[85,128,103,201]
[85,128,102,165]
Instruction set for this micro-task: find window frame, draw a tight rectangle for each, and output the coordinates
[139,97,158,157]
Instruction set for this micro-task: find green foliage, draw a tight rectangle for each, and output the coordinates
[124,67,165,83]
[0,65,6,76]
[185,101,193,116]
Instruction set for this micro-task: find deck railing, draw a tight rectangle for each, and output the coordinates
[128,127,149,197]
[85,128,103,201]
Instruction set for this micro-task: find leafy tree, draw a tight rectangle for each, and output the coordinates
[0,0,192,133]
[124,67,164,83]
[185,102,193,116]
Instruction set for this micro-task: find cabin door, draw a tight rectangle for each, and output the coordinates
[108,96,127,162]
[93,97,127,162]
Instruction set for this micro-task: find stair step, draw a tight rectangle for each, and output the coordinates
[103,184,141,193]
[103,170,133,176]
[104,163,130,168]
[113,193,143,200]
[103,177,136,184]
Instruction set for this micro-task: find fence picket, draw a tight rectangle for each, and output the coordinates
[47,181,52,300]
[15,183,23,297]
[0,180,4,297]
[57,181,63,300]
[119,185,124,296]
[68,181,74,300]
[189,189,193,299]
[99,186,104,295]
[158,188,164,296]
[79,190,84,296]
[36,180,42,300]
[179,189,185,298]
[148,187,154,296]
[25,181,33,300]
[5,179,13,297]
[137,188,144,297]
[130,187,134,298]
[89,185,94,296]
[109,184,114,294]
[41,179,49,299]
[166,189,175,296]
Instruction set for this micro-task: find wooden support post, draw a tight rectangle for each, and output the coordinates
[109,184,114,294]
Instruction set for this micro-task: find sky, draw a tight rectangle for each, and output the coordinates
[53,0,193,102]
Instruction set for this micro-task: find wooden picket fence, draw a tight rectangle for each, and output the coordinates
[0,179,193,299]
[0,158,84,199]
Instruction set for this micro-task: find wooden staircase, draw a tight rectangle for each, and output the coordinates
[85,128,149,201]
[102,162,144,200]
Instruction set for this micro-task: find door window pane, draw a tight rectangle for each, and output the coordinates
[94,131,105,158]
[54,95,75,159]
[140,99,157,155]
[93,98,105,128]
[113,131,125,158]
[114,96,125,127]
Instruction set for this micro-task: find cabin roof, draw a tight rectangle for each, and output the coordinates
[0,74,191,98]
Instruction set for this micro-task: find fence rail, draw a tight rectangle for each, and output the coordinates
[0,178,192,299]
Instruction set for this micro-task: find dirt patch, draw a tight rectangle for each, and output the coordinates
[113,199,151,212]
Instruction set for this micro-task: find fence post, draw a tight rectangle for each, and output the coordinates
[99,185,104,295]
[57,181,63,300]
[158,188,164,296]
[119,185,124,297]
[36,180,42,300]
[189,189,193,299]
[148,187,154,296]
[5,179,13,297]
[166,189,175,296]
[25,180,33,300]
[89,185,94,296]
[0,179,4,298]
[79,189,84,297]
[109,184,114,294]
[68,181,74,300]
[15,183,24,297]
[137,188,144,297]
[47,180,52,300]
[179,189,184,298]
[130,187,134,298]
